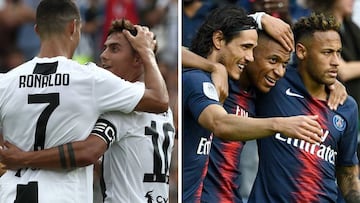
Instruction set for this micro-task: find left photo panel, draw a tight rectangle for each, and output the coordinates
[0,0,179,203]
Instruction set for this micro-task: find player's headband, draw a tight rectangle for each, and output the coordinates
[228,25,258,36]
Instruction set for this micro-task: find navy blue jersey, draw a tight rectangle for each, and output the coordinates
[249,68,359,203]
[202,79,256,203]
[182,69,220,202]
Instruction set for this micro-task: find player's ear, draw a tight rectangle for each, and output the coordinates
[212,30,224,50]
[34,24,39,35]
[295,43,306,60]
[68,19,78,40]
[133,53,142,65]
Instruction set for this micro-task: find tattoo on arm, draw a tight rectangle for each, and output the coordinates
[345,190,360,203]
[337,166,360,203]
[67,143,76,168]
[58,145,67,169]
[58,143,77,169]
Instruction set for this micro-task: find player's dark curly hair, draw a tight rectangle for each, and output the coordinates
[189,6,257,58]
[293,12,340,44]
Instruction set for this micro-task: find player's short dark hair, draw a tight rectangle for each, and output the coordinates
[36,0,80,38]
[257,30,277,44]
[189,6,257,58]
[293,12,340,44]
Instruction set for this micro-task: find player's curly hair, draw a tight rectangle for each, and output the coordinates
[189,6,257,58]
[293,12,340,44]
[107,18,158,53]
[107,18,137,38]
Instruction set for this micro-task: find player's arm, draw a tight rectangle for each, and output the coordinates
[124,25,169,113]
[336,165,360,203]
[338,60,360,82]
[198,104,322,143]
[250,12,294,52]
[0,135,107,170]
[182,46,228,103]
[0,132,5,176]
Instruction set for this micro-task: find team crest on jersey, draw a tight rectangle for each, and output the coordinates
[202,82,219,101]
[333,115,346,131]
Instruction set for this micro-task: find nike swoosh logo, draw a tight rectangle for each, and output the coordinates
[285,88,304,98]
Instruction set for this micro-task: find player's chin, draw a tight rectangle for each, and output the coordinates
[259,85,271,93]
[324,77,337,86]
[229,69,243,80]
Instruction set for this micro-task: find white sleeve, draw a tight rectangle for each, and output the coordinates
[249,12,266,30]
[94,113,129,143]
[91,65,145,114]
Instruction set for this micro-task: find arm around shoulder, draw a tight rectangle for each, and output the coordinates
[0,135,107,170]
[198,106,322,143]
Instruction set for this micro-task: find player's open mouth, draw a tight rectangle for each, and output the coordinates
[265,75,276,85]
[237,64,245,70]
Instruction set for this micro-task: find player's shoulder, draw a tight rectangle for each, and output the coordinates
[342,95,357,107]
[182,68,211,81]
[336,95,358,115]
[182,69,213,89]
[156,107,174,122]
[140,107,174,123]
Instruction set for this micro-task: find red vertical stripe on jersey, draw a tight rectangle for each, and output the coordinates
[194,157,209,203]
[292,99,328,202]
[218,141,243,202]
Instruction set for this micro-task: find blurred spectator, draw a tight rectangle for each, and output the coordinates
[182,0,216,47]
[250,0,292,24]
[73,0,103,64]
[1,46,25,72]
[289,0,311,22]
[101,0,139,45]
[0,0,35,71]
[353,0,360,27]
[15,0,38,61]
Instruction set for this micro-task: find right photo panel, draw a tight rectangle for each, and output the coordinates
[181,0,360,202]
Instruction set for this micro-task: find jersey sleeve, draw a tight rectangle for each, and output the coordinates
[182,70,220,121]
[336,97,359,166]
[249,12,265,30]
[91,112,129,146]
[90,64,145,114]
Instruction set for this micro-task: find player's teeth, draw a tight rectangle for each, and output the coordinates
[238,64,244,70]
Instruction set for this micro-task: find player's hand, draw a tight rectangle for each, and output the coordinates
[0,162,6,176]
[210,63,228,104]
[261,13,294,52]
[277,115,323,144]
[327,80,347,110]
[123,25,156,57]
[0,141,25,170]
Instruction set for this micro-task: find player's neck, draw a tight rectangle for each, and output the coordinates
[298,68,327,101]
[37,37,74,59]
